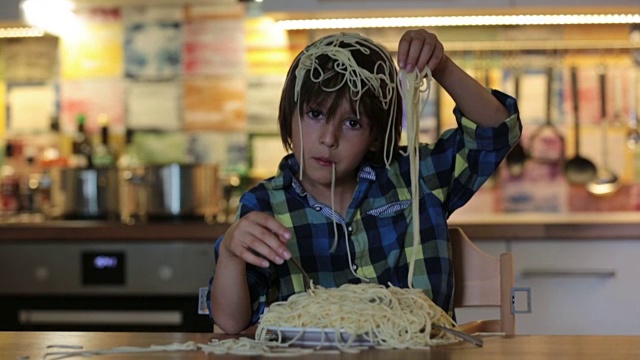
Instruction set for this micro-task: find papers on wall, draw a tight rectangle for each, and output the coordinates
[184,18,245,76]
[187,131,248,175]
[250,134,286,178]
[126,81,182,131]
[245,17,291,75]
[59,79,125,134]
[247,75,285,133]
[183,77,246,131]
[1,37,58,83]
[123,6,184,80]
[60,9,124,79]
[6,84,55,134]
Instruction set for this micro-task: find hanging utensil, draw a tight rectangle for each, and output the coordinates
[563,66,597,184]
[505,66,527,177]
[528,66,565,165]
[626,67,640,149]
[587,68,620,195]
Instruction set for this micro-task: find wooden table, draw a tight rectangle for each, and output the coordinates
[2,332,640,359]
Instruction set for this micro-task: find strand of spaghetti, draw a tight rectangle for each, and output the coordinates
[329,163,339,252]
[397,66,432,288]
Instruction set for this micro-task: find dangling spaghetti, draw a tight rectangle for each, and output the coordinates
[398,66,433,288]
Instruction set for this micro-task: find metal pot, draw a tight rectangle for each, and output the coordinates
[139,163,221,222]
[50,167,119,219]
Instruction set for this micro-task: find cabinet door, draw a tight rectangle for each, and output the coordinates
[511,240,640,335]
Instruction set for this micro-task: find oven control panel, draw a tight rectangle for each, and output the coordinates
[0,242,215,295]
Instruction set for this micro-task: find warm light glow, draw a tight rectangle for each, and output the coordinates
[0,27,45,38]
[277,14,640,30]
[21,0,84,38]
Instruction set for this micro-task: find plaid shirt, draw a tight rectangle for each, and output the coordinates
[208,89,520,327]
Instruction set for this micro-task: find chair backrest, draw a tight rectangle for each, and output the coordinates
[449,227,515,335]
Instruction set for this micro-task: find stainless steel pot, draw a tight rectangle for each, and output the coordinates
[50,167,119,219]
[139,163,220,222]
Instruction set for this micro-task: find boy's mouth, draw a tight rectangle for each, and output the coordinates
[313,157,334,167]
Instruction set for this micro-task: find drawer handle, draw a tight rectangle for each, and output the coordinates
[521,268,616,278]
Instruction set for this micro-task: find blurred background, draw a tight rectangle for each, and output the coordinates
[0,0,639,222]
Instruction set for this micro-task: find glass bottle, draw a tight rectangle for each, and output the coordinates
[0,143,21,217]
[71,113,93,168]
[92,114,115,167]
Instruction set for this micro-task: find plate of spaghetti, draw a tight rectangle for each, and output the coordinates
[256,283,459,350]
[265,326,375,348]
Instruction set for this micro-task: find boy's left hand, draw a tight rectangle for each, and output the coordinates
[397,29,445,74]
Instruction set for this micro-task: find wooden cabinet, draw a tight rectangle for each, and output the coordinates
[511,240,640,335]
[456,238,640,335]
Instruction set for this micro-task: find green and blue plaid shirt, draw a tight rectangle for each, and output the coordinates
[208,89,520,328]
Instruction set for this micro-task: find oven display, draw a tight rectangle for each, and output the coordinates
[82,252,125,285]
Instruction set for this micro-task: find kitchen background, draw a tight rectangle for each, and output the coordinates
[1,0,640,336]
[0,0,639,222]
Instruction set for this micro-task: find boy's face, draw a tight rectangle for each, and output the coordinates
[291,95,377,189]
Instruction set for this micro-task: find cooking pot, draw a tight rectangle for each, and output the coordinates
[138,163,221,222]
[49,167,119,219]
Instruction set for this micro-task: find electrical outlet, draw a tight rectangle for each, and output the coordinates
[198,287,209,315]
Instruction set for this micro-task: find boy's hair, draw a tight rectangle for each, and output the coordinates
[277,33,402,166]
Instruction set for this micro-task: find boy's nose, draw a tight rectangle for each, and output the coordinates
[320,123,339,148]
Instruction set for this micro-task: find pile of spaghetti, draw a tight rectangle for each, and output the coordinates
[255,283,458,349]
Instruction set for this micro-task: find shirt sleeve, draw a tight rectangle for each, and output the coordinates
[206,190,275,329]
[421,88,521,214]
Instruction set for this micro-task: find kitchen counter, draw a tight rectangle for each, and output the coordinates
[3,331,640,359]
[0,211,639,241]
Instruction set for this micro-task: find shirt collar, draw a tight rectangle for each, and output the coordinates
[268,154,378,191]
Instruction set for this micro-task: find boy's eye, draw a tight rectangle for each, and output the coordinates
[345,119,361,129]
[306,109,324,119]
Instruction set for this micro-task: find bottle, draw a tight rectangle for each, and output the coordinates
[117,129,144,224]
[18,147,39,214]
[71,113,93,168]
[92,114,115,167]
[0,143,21,217]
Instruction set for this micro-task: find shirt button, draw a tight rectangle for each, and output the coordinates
[347,226,353,233]
[352,263,358,271]
[314,206,321,211]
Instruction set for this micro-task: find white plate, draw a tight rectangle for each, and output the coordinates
[266,326,375,347]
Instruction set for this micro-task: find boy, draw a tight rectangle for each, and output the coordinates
[209,29,521,334]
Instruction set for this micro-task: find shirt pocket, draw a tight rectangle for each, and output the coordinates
[366,200,411,218]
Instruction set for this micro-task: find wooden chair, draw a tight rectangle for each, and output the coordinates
[449,227,516,336]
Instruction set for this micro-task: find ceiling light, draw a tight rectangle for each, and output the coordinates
[0,26,44,38]
[276,14,640,30]
[21,0,83,38]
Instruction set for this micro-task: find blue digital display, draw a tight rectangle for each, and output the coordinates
[82,252,125,285]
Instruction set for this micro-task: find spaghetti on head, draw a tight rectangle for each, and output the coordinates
[261,32,453,350]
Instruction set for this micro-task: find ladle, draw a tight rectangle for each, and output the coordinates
[528,66,564,164]
[626,67,639,149]
[563,66,597,184]
[505,68,526,177]
[587,70,620,195]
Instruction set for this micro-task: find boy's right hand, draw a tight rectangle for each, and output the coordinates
[220,211,292,268]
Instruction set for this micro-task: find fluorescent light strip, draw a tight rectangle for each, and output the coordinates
[0,27,45,38]
[277,14,640,30]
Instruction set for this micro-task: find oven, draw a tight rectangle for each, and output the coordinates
[0,241,215,332]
